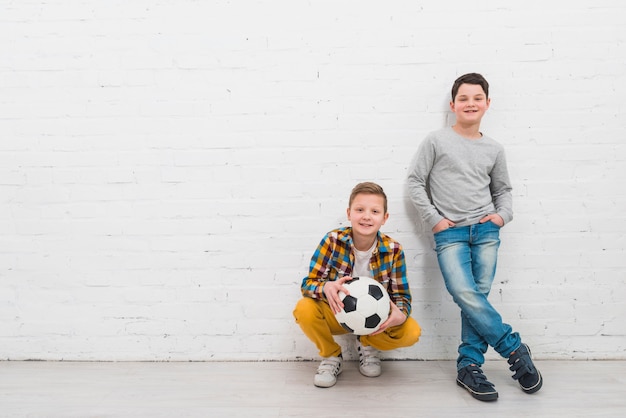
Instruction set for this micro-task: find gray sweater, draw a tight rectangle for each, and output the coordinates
[407,127,513,230]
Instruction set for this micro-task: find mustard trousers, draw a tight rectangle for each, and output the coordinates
[293,297,421,358]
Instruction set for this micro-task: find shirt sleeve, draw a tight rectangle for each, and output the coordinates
[300,234,334,300]
[490,148,513,224]
[407,135,445,230]
[387,243,412,317]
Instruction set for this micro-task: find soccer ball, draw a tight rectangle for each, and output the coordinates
[335,277,391,335]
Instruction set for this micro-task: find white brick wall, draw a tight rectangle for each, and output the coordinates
[1,0,625,361]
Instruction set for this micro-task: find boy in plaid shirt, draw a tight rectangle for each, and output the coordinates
[293,182,421,388]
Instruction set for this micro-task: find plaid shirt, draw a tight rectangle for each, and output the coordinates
[300,227,412,316]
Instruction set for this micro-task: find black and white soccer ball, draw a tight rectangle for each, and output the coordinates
[335,277,391,335]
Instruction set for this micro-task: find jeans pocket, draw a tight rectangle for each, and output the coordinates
[488,220,502,229]
[433,225,452,236]
[433,228,452,251]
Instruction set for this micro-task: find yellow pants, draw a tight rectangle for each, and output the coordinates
[293,297,421,358]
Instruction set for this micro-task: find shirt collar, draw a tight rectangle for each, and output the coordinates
[338,227,390,254]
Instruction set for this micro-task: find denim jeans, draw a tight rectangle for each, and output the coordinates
[434,221,520,370]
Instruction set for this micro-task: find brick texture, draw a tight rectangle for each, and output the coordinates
[1,1,625,361]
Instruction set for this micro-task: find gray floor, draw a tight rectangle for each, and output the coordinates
[1,360,625,417]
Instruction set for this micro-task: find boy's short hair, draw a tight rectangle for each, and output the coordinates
[451,73,489,101]
[349,182,388,213]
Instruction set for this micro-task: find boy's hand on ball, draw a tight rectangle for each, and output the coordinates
[323,276,352,314]
[370,302,405,335]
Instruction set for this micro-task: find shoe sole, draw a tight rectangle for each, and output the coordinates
[314,380,336,388]
[314,368,342,388]
[456,379,499,402]
[358,367,381,378]
[520,370,543,394]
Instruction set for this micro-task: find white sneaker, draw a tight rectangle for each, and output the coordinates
[356,338,381,377]
[314,355,342,388]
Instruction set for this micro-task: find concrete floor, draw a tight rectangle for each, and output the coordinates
[1,360,625,417]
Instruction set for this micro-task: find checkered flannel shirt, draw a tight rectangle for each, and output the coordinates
[300,227,412,316]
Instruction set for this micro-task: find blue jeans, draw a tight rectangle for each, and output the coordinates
[434,222,520,370]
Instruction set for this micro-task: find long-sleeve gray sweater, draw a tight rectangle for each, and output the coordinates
[407,127,513,230]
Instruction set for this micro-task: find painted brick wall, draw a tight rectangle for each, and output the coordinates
[1,0,625,361]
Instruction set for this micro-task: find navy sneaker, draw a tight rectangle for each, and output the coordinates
[456,364,498,402]
[508,343,543,394]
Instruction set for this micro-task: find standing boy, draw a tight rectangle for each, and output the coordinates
[293,182,421,388]
[407,73,542,401]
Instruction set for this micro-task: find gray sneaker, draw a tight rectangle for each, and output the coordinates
[355,338,381,377]
[314,355,342,388]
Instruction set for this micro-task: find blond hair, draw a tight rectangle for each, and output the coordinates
[349,182,388,213]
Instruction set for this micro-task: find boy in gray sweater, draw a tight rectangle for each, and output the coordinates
[407,73,543,401]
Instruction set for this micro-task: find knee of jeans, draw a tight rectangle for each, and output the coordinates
[443,275,472,297]
[450,288,483,310]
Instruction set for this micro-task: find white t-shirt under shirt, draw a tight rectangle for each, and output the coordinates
[352,241,376,278]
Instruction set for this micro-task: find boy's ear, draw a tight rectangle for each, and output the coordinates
[449,100,455,111]
[346,207,351,220]
[383,212,389,224]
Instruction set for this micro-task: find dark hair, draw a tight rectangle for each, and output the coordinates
[451,73,489,101]
[349,182,388,214]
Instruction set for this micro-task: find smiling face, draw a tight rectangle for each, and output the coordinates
[450,83,490,127]
[347,193,389,246]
